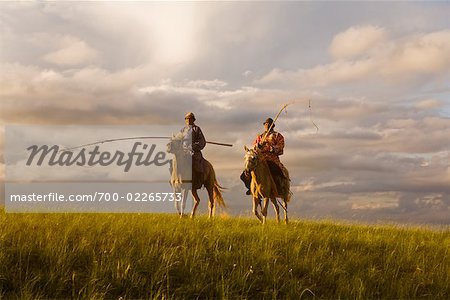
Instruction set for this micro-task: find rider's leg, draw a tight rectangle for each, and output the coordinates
[240,170,252,195]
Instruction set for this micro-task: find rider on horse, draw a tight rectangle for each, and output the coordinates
[241,117,290,195]
[181,112,206,189]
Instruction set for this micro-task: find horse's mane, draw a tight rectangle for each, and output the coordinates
[171,132,184,141]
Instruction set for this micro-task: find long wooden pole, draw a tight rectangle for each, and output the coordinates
[261,102,292,143]
[62,136,232,152]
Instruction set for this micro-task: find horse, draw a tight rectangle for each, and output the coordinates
[244,145,291,224]
[167,135,226,218]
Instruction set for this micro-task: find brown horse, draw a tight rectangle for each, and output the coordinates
[244,146,291,224]
[167,135,226,218]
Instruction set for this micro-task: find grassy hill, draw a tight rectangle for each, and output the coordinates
[0,211,449,299]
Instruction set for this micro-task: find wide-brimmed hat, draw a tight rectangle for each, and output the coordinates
[185,112,196,121]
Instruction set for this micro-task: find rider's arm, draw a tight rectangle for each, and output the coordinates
[253,133,262,146]
[253,134,270,151]
[270,133,284,155]
[192,126,206,151]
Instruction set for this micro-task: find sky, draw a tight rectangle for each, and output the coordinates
[1,2,449,224]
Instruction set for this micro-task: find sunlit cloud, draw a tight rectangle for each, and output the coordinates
[256,29,450,87]
[42,35,99,66]
[330,25,387,60]
[0,2,449,223]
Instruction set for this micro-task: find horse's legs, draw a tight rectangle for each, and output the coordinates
[174,194,180,216]
[206,185,214,219]
[174,187,181,216]
[271,198,280,224]
[261,197,270,224]
[190,189,201,218]
[283,199,289,224]
[180,189,189,217]
[252,196,263,222]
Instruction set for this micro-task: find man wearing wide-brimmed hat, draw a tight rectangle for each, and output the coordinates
[181,112,206,188]
[240,117,289,195]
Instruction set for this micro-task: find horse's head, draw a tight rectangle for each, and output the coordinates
[244,145,259,172]
[167,133,184,154]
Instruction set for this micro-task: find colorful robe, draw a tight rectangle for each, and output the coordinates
[253,130,289,179]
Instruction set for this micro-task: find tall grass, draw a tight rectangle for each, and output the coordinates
[0,211,449,299]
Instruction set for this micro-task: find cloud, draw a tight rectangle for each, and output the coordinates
[0,63,151,107]
[330,25,387,59]
[349,192,399,210]
[0,125,4,159]
[0,64,278,132]
[0,2,204,73]
[256,59,375,87]
[378,118,450,153]
[1,2,449,223]
[184,79,228,89]
[42,35,99,66]
[414,99,442,109]
[243,70,253,78]
[381,30,450,76]
[256,29,450,88]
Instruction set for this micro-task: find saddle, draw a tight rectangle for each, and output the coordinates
[266,160,289,196]
[192,156,207,190]
[168,155,206,190]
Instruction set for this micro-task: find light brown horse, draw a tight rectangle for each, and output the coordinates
[167,135,226,218]
[244,146,291,224]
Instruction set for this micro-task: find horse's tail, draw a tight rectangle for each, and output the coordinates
[213,181,226,208]
[286,190,293,203]
[211,166,226,208]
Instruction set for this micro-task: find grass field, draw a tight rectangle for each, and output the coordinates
[0,210,449,299]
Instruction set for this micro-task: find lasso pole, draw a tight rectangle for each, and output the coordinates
[261,99,319,143]
[261,102,293,143]
[62,136,232,152]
